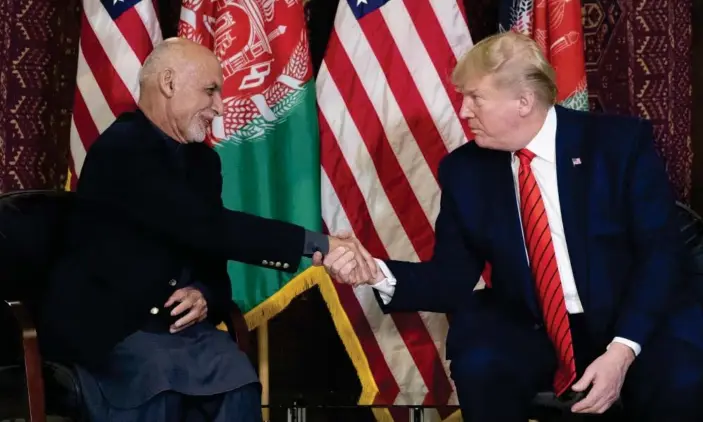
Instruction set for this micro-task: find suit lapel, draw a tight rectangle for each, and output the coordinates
[493,152,541,317]
[554,105,591,312]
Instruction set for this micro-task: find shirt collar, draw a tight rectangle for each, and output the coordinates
[514,106,557,163]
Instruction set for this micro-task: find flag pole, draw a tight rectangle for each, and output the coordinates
[258,321,270,421]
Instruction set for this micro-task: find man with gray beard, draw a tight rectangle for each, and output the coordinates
[38,38,374,421]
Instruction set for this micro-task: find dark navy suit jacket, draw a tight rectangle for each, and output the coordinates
[382,105,703,362]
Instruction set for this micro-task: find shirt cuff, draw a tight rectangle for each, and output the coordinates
[370,259,396,305]
[303,230,329,257]
[609,337,641,357]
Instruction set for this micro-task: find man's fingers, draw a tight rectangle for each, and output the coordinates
[571,381,605,413]
[311,251,323,266]
[171,308,200,332]
[355,241,376,272]
[337,258,358,279]
[346,243,372,281]
[333,250,356,271]
[164,289,187,307]
[593,398,615,414]
[571,368,595,392]
[323,247,349,267]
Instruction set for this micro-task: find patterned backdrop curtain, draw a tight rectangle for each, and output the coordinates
[582,0,693,200]
[0,0,80,192]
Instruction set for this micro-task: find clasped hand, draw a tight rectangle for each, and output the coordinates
[313,232,381,286]
[164,286,208,333]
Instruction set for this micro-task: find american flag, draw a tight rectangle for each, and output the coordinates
[67,0,162,188]
[317,0,476,420]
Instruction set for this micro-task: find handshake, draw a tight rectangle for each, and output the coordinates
[313,232,384,286]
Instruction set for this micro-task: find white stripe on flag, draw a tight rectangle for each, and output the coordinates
[336,2,441,241]
[69,118,87,177]
[134,0,163,46]
[317,63,417,261]
[430,0,474,60]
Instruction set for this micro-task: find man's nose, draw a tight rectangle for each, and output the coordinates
[212,93,224,116]
[459,98,474,119]
[459,105,474,119]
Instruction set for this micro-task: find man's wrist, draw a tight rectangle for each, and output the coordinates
[607,342,636,366]
[303,230,329,256]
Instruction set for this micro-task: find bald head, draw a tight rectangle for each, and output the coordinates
[137,37,224,144]
[139,37,217,88]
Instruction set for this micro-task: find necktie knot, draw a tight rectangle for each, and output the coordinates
[516,148,536,166]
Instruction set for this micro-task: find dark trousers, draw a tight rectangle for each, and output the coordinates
[86,383,262,422]
[449,299,703,422]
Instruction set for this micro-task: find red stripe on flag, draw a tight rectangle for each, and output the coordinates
[324,30,455,408]
[71,89,100,158]
[358,11,447,183]
[403,0,472,140]
[80,14,136,118]
[319,115,402,402]
[114,7,154,64]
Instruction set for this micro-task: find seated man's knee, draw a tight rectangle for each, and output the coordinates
[450,346,512,390]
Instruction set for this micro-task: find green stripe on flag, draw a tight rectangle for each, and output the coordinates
[217,80,321,324]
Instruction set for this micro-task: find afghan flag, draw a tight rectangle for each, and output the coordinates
[178,0,325,327]
[500,0,589,110]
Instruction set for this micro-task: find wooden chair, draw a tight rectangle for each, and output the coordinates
[0,189,253,422]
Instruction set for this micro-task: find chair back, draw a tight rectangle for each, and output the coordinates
[677,201,703,302]
[0,190,75,303]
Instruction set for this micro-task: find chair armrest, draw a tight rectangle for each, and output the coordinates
[4,300,46,422]
[226,300,252,358]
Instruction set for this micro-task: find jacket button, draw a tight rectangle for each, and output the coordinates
[150,307,159,315]
[283,263,289,269]
[169,279,177,286]
[262,260,268,265]
[275,262,281,267]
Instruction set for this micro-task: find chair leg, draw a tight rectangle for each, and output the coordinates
[23,333,46,422]
[7,301,46,422]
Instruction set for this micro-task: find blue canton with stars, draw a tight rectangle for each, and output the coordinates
[346,0,392,20]
[101,0,143,21]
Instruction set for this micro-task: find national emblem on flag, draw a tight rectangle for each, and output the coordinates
[179,0,313,146]
[501,0,589,111]
[178,0,323,326]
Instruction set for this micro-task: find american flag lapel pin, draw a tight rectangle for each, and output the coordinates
[572,157,582,167]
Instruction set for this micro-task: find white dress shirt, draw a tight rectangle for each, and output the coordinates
[371,107,641,356]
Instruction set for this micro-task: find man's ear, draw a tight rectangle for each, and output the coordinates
[517,89,536,117]
[158,68,176,98]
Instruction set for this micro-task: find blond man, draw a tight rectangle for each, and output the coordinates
[324,31,703,421]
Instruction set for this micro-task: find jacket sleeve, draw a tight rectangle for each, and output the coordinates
[79,133,306,273]
[614,120,685,347]
[380,156,484,314]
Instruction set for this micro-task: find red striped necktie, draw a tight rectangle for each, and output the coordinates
[516,148,577,396]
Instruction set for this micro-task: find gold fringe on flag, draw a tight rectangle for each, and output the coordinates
[237,266,463,421]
